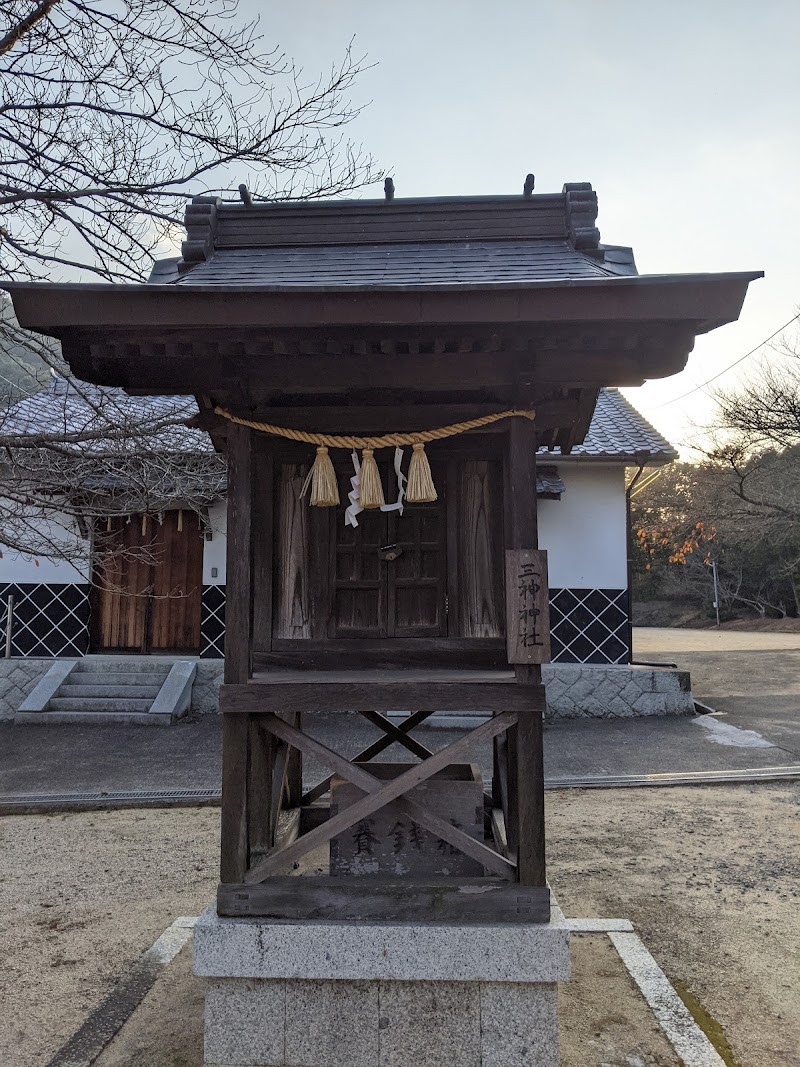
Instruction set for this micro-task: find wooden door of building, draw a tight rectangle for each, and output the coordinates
[270,446,506,660]
[333,498,446,638]
[91,511,203,653]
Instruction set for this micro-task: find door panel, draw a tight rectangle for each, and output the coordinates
[388,496,446,637]
[92,511,202,653]
[333,507,388,637]
[150,511,203,652]
[330,456,447,639]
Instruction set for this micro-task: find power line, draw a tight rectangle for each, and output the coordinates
[653,312,800,410]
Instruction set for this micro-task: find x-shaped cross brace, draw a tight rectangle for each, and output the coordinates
[245,708,519,883]
[301,708,435,805]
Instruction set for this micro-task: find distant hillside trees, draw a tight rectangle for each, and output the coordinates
[633,327,800,619]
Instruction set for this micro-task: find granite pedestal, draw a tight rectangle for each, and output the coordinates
[193,904,570,1067]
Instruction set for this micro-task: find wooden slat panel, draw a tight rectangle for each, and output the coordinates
[218,876,550,922]
[458,460,503,637]
[275,463,310,639]
[252,436,274,652]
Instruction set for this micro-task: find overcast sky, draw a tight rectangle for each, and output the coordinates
[244,0,799,454]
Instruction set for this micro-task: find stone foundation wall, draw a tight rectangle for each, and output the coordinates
[541,663,693,718]
[0,659,693,722]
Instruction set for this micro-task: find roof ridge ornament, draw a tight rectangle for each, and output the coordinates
[563,182,600,250]
[179,195,221,270]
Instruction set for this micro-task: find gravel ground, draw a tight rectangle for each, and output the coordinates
[549,782,800,1067]
[2,782,797,1067]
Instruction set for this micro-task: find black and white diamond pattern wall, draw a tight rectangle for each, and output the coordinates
[0,580,627,664]
[201,585,226,658]
[0,582,90,657]
[549,588,628,664]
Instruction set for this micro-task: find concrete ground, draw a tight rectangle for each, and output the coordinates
[1,627,798,798]
[635,627,800,759]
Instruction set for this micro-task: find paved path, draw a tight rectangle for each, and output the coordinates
[634,627,800,760]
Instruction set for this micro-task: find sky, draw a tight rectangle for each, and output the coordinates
[238,0,800,455]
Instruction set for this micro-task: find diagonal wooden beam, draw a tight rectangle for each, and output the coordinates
[245,709,518,883]
[358,709,434,759]
[269,740,290,845]
[302,708,435,805]
[261,714,514,879]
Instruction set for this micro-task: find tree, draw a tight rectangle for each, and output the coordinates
[632,331,800,621]
[0,2,379,569]
[1,1,378,284]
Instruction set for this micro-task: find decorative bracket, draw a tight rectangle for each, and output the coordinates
[179,196,221,270]
[563,182,600,250]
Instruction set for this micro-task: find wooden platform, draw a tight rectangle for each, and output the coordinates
[221,668,531,715]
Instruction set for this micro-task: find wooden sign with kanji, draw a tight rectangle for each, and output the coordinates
[504,549,551,664]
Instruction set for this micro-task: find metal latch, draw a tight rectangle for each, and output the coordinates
[378,543,402,561]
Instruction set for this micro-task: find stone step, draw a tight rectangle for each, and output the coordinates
[58,683,163,700]
[66,672,167,688]
[47,697,155,713]
[16,710,174,727]
[72,660,174,675]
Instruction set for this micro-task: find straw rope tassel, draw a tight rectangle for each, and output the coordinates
[406,442,437,503]
[358,448,385,508]
[309,446,339,507]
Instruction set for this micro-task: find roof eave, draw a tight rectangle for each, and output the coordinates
[550,451,677,465]
[2,271,762,335]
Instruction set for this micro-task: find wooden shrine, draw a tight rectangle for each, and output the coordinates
[5,183,760,927]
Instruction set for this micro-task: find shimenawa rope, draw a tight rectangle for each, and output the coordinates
[213,407,535,508]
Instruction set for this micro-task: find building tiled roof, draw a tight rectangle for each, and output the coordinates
[548,388,676,461]
[4,379,673,464]
[1,377,211,453]
[169,241,636,289]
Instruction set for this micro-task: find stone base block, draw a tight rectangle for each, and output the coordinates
[195,907,569,1067]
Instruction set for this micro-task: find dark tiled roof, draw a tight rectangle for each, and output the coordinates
[172,241,632,289]
[2,377,211,453]
[536,466,566,495]
[547,389,676,461]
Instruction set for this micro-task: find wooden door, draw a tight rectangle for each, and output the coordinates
[332,459,447,638]
[92,511,202,653]
[150,511,203,652]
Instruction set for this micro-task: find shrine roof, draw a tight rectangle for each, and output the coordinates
[156,187,635,288]
[163,240,636,288]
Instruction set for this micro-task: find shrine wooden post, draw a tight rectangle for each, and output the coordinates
[506,413,547,887]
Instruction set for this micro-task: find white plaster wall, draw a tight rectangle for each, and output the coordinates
[0,508,89,584]
[202,498,227,584]
[538,464,628,588]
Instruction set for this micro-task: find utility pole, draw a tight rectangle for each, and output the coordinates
[710,559,721,628]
